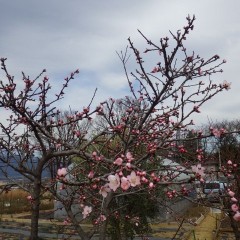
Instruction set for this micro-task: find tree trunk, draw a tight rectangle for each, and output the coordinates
[229,214,240,240]
[66,206,89,240]
[99,192,113,240]
[115,221,123,240]
[99,218,109,240]
[30,177,41,240]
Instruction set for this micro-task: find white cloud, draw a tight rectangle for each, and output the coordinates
[0,0,240,126]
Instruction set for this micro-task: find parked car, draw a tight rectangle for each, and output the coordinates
[203,181,226,203]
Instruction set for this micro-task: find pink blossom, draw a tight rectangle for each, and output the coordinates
[121,177,130,190]
[191,164,205,177]
[126,162,132,168]
[99,214,106,222]
[231,197,238,203]
[88,170,94,179]
[114,157,123,166]
[82,205,92,219]
[149,182,154,188]
[126,152,134,162]
[99,184,111,198]
[57,168,67,177]
[233,211,240,221]
[211,128,221,137]
[228,190,235,197]
[27,195,33,201]
[141,176,148,183]
[227,160,232,165]
[200,178,205,183]
[75,130,81,137]
[108,174,120,191]
[127,171,141,187]
[221,80,231,91]
[63,218,70,225]
[151,66,160,73]
[232,204,239,212]
[220,128,226,134]
[198,68,203,75]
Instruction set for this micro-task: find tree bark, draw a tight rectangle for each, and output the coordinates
[30,177,41,240]
[229,214,240,240]
[66,206,89,240]
[99,218,109,240]
[99,192,113,240]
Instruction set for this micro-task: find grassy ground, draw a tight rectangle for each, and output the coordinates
[186,211,219,240]
[150,204,207,239]
[0,205,203,240]
[0,197,229,240]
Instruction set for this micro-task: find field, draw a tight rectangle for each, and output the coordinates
[0,188,53,214]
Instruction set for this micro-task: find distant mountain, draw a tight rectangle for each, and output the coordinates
[0,154,51,181]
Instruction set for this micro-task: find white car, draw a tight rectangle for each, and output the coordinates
[203,181,226,203]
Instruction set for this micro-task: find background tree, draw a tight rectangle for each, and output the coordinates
[199,120,240,239]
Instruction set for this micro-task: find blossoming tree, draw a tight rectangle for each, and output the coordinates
[0,15,233,239]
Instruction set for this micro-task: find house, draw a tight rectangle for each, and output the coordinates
[157,158,195,221]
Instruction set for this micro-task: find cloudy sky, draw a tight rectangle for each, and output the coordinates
[0,0,239,126]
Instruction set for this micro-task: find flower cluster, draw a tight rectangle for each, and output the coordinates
[228,190,240,221]
[99,171,141,197]
[209,127,226,138]
[191,163,205,181]
[82,205,93,219]
[57,168,67,178]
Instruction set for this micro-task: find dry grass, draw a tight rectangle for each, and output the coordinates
[184,204,208,219]
[0,189,53,214]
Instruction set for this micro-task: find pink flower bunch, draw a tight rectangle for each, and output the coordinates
[63,218,70,225]
[126,152,134,162]
[27,195,33,203]
[57,167,67,178]
[94,214,107,225]
[166,190,177,199]
[227,189,240,221]
[82,205,92,219]
[220,80,231,91]
[114,157,123,166]
[88,170,94,179]
[92,151,102,161]
[210,127,226,137]
[191,164,205,178]
[106,171,141,193]
[151,66,160,73]
[220,160,238,178]
[113,152,134,167]
[99,184,111,198]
